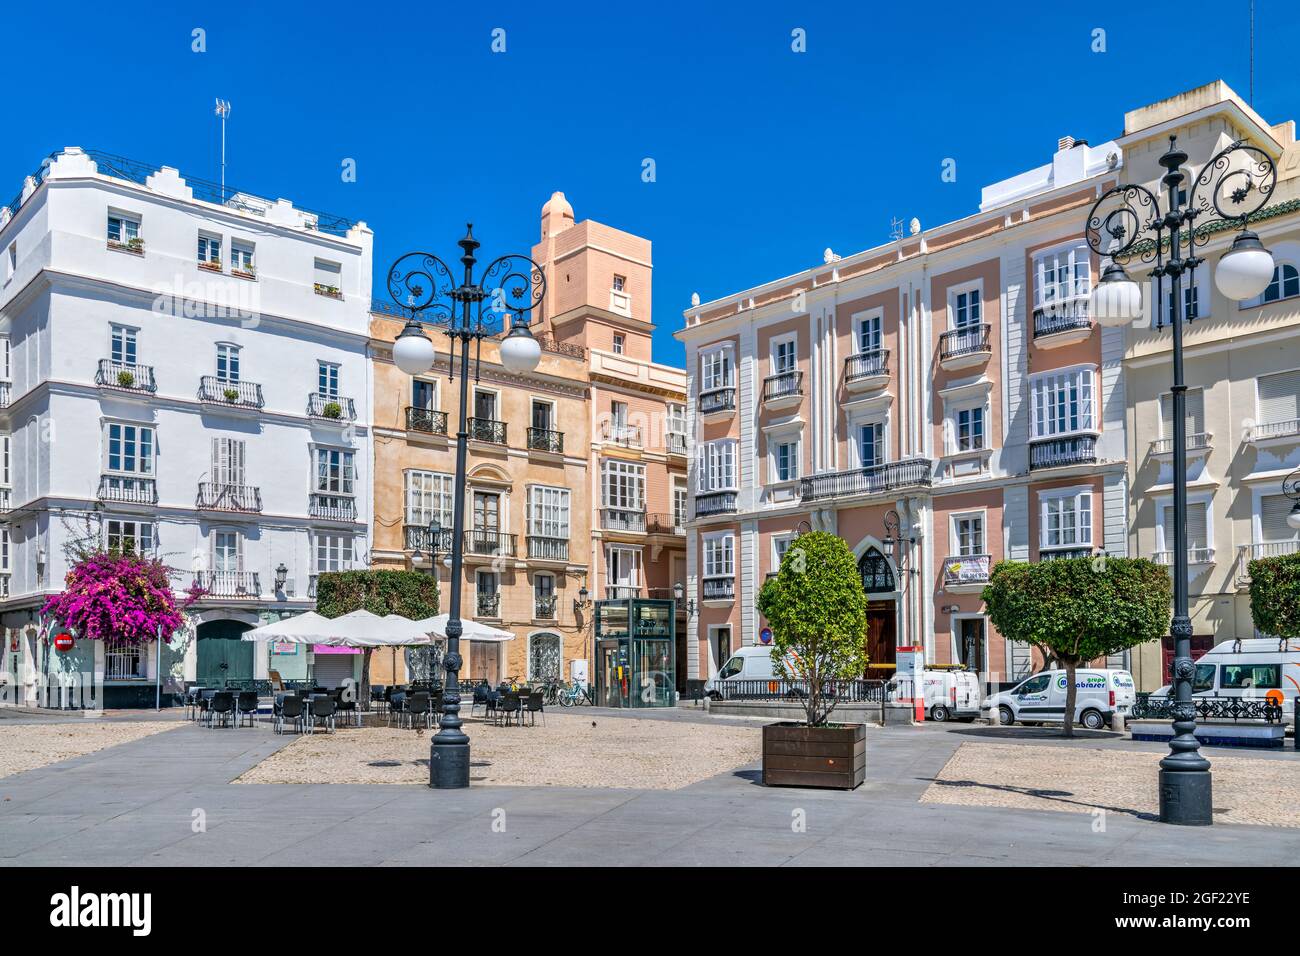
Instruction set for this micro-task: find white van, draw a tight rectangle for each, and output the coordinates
[1152,638,1300,722]
[890,667,981,721]
[704,645,792,698]
[981,668,1136,729]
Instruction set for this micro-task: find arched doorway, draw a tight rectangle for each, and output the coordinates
[196,619,255,687]
[858,547,897,680]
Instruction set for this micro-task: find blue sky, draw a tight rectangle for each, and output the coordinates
[4,1,1296,366]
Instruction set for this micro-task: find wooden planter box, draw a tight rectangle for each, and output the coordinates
[762,721,866,790]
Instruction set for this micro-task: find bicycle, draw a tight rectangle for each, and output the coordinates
[557,681,594,707]
[534,677,562,706]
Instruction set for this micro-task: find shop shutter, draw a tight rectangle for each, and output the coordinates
[1259,494,1297,543]
[1257,370,1300,425]
[312,653,356,688]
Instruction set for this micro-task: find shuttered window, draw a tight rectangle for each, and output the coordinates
[1162,502,1209,551]
[1259,494,1297,543]
[1160,388,1205,436]
[1257,370,1300,426]
[211,438,245,484]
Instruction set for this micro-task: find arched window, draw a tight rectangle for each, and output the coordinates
[1260,263,1300,304]
[858,547,895,593]
[528,633,563,682]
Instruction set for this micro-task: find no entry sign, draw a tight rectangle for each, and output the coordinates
[53,632,75,653]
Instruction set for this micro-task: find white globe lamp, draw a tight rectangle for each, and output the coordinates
[1215,230,1275,302]
[499,321,542,373]
[1287,500,1300,531]
[1090,261,1143,327]
[393,320,436,375]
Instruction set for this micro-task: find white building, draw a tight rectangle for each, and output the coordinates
[0,147,373,707]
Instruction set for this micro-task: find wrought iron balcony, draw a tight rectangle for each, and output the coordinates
[604,585,642,600]
[601,422,642,447]
[601,507,646,532]
[403,524,454,554]
[799,458,931,502]
[307,393,357,421]
[527,536,569,561]
[405,406,449,435]
[843,349,889,386]
[476,592,501,617]
[468,417,507,444]
[534,595,558,620]
[666,432,688,456]
[702,577,735,601]
[309,493,356,522]
[198,376,264,409]
[699,387,736,416]
[1029,434,1097,470]
[194,570,261,598]
[646,512,683,535]
[1032,301,1092,339]
[1038,547,1094,561]
[942,553,991,588]
[527,426,564,453]
[98,475,157,504]
[197,482,263,513]
[95,359,156,393]
[939,323,991,362]
[694,491,738,517]
[465,529,516,556]
[762,370,802,404]
[1150,432,1212,456]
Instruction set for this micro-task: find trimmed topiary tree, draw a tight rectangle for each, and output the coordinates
[756,531,869,726]
[314,569,439,709]
[1247,551,1300,638]
[981,556,1171,737]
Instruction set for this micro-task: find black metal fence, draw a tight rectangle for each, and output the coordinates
[714,678,886,704]
[1132,693,1283,723]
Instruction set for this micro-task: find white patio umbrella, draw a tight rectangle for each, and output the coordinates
[241,610,437,647]
[412,614,515,643]
[240,611,337,644]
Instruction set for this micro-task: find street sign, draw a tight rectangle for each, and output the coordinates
[53,632,75,653]
[759,627,773,645]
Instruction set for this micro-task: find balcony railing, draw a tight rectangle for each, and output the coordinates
[699,387,736,415]
[702,577,735,601]
[403,525,455,554]
[843,349,889,384]
[1154,548,1215,566]
[307,393,357,421]
[799,458,931,503]
[198,376,264,409]
[195,570,261,598]
[601,423,642,448]
[1150,432,1212,455]
[465,530,516,556]
[1029,434,1097,470]
[0,381,10,408]
[468,417,507,444]
[527,426,564,454]
[309,493,356,522]
[476,592,501,617]
[666,432,688,456]
[95,359,156,393]
[0,487,10,515]
[694,491,738,517]
[196,482,263,513]
[1236,540,1300,584]
[646,512,683,535]
[1245,419,1300,442]
[1032,300,1092,339]
[943,553,991,587]
[405,406,449,436]
[98,475,157,504]
[762,370,802,403]
[308,575,319,599]
[534,595,558,620]
[604,585,642,601]
[601,507,646,532]
[1039,547,1094,561]
[939,323,991,361]
[527,535,569,561]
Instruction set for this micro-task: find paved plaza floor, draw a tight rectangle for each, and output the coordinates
[1,706,1297,866]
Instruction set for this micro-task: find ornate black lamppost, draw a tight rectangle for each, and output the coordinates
[387,226,546,789]
[1085,135,1278,824]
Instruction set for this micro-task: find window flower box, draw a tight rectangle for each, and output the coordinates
[108,237,145,255]
[314,283,342,299]
[198,260,222,273]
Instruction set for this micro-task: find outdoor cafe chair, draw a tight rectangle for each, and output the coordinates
[470,683,491,718]
[429,692,444,727]
[497,691,522,727]
[371,684,387,714]
[388,691,407,728]
[207,692,236,729]
[275,695,305,735]
[403,692,432,730]
[524,691,545,727]
[236,691,259,728]
[307,695,336,734]
[183,686,205,721]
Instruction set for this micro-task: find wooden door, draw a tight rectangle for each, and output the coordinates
[865,601,896,677]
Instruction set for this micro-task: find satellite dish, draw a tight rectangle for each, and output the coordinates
[909,218,922,236]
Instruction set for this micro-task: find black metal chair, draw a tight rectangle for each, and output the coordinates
[371,684,387,715]
[207,691,235,728]
[429,691,444,727]
[184,686,205,721]
[470,683,491,718]
[496,691,522,727]
[236,691,259,728]
[275,695,305,735]
[403,691,432,730]
[524,691,545,727]
[388,691,407,728]
[308,695,336,734]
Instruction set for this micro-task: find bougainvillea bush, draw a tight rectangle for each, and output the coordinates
[41,551,199,645]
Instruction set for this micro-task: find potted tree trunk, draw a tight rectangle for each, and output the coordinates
[756,531,870,789]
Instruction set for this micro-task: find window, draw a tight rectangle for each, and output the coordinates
[315,447,355,495]
[700,348,733,391]
[476,571,500,616]
[1017,674,1052,695]
[611,400,628,428]
[605,545,640,593]
[773,438,799,482]
[0,528,8,573]
[472,491,501,531]
[1163,283,1201,325]
[612,274,626,292]
[209,437,246,486]
[528,485,571,539]
[1254,263,1300,304]
[954,515,984,555]
[1259,493,1298,544]
[856,312,882,353]
[110,325,137,365]
[106,423,154,475]
[530,399,554,432]
[6,242,16,279]
[104,640,144,681]
[314,258,342,294]
[1034,242,1091,309]
[412,379,436,411]
[858,422,885,468]
[405,470,454,527]
[230,241,254,274]
[473,388,498,420]
[318,361,340,398]
[772,533,796,569]
[697,441,736,492]
[1257,369,1300,427]
[197,233,222,267]
[859,547,895,593]
[951,286,981,330]
[105,518,154,555]
[1161,501,1209,554]
[666,403,686,436]
[215,343,241,383]
[1220,663,1280,690]
[612,333,625,355]
[1,435,9,485]
[1041,489,1093,550]
[106,213,139,245]
[1030,367,1095,438]
[703,533,735,579]
[212,530,242,571]
[955,406,984,452]
[672,477,688,529]
[314,534,355,572]
[773,337,797,374]
[604,460,646,508]
[529,632,562,681]
[1160,388,1205,438]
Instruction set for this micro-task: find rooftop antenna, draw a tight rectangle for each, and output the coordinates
[1249,0,1255,106]
[214,98,232,202]
[889,217,905,241]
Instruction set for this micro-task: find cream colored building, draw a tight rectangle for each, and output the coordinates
[1121,82,1300,690]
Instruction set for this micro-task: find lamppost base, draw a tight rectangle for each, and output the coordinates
[1158,769,1213,825]
[429,742,470,789]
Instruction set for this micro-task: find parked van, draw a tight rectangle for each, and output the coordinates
[889,666,981,721]
[1152,638,1300,722]
[704,645,794,698]
[981,668,1136,729]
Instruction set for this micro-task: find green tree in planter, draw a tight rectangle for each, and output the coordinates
[314,570,439,709]
[981,556,1171,737]
[756,531,869,726]
[1247,551,1300,638]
